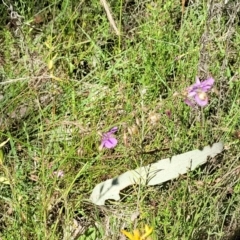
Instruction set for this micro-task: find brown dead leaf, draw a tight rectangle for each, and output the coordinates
[123,131,129,147]
[233,130,240,139]
[29,174,39,182]
[34,14,44,24]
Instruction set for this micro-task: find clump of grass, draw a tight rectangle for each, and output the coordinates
[0,0,239,239]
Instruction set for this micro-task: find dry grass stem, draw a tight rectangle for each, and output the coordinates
[100,0,120,35]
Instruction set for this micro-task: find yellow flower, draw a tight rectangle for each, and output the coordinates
[121,225,153,240]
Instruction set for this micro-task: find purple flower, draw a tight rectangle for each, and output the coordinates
[184,77,214,107]
[100,127,118,149]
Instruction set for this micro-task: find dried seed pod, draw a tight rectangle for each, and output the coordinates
[128,125,139,136]
[234,130,240,139]
[123,131,129,147]
[135,117,141,127]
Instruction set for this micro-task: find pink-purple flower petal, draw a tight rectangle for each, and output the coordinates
[184,76,214,107]
[184,98,195,107]
[200,77,214,92]
[100,127,118,149]
[103,137,118,148]
[195,77,201,85]
[188,91,197,97]
[194,94,208,107]
[109,127,118,134]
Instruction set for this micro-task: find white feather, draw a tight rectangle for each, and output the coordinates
[90,142,224,205]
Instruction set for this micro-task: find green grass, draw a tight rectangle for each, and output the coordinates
[0,0,240,239]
